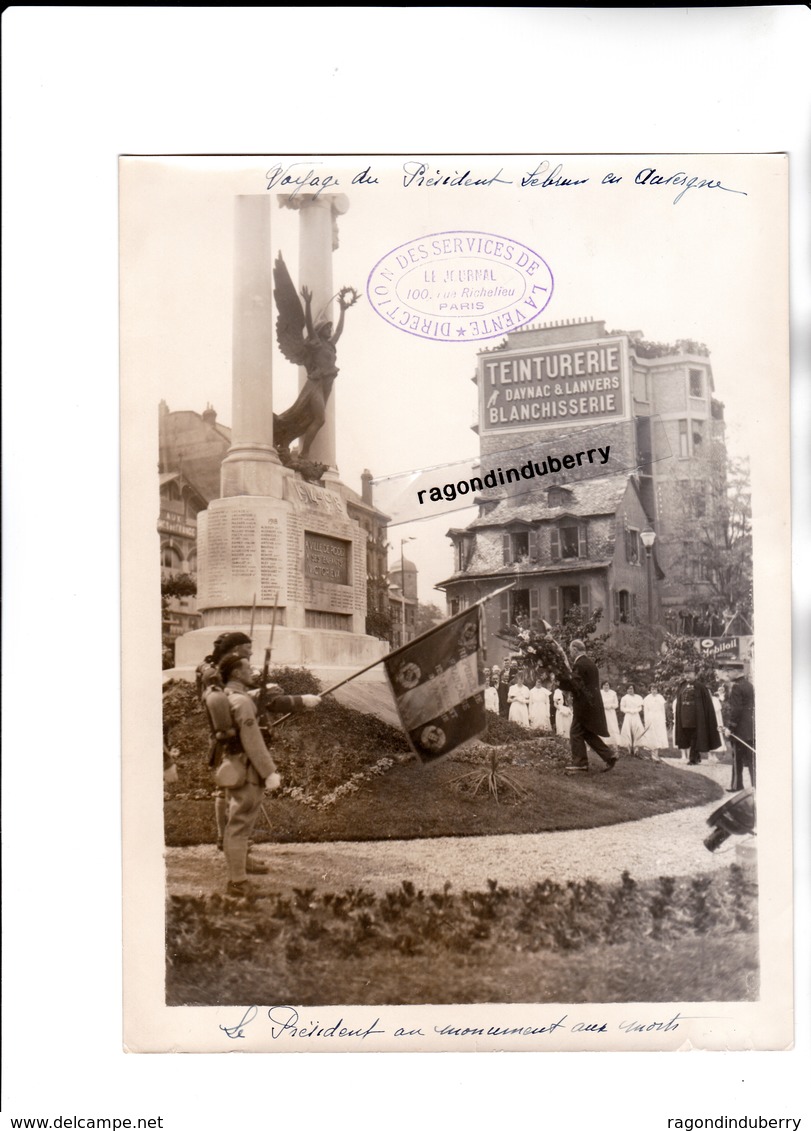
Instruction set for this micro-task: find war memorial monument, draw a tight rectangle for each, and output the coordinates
[173,193,386,682]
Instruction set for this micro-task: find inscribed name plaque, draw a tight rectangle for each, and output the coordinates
[304,533,350,585]
[197,499,288,609]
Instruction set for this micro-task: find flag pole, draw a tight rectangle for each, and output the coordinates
[269,581,515,726]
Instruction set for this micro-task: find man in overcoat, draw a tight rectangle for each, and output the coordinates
[722,661,755,790]
[554,638,617,774]
[674,666,720,765]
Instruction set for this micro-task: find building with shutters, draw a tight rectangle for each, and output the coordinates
[438,316,729,659]
[442,474,661,667]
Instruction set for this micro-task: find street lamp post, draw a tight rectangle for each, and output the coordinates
[400,535,415,646]
[640,526,657,659]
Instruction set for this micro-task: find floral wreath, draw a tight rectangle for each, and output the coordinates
[338,286,360,309]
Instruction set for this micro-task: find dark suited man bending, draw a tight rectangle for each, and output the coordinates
[554,638,618,774]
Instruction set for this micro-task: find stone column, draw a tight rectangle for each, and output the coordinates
[220,195,283,499]
[279,193,350,478]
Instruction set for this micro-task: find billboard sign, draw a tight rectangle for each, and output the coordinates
[479,335,630,434]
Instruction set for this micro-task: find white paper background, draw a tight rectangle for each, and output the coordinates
[3,6,810,1129]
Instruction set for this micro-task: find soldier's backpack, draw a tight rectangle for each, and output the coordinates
[203,686,250,788]
[195,657,221,702]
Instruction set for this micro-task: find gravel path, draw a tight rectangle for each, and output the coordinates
[166,762,750,896]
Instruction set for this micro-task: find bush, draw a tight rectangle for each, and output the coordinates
[166,867,758,970]
[163,679,203,745]
[162,668,412,801]
[267,666,322,696]
[479,714,546,746]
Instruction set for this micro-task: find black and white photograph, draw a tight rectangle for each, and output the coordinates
[5,8,810,1129]
[120,152,790,1051]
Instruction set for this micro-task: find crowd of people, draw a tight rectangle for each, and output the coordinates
[482,651,755,789]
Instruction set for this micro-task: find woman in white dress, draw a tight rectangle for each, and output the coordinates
[600,680,621,746]
[620,684,646,748]
[528,676,551,730]
[554,688,573,738]
[642,685,669,759]
[507,672,531,727]
[484,676,499,714]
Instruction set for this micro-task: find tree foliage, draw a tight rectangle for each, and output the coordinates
[365,575,392,641]
[653,633,719,703]
[161,573,198,669]
[414,602,445,636]
[664,454,753,635]
[161,572,197,603]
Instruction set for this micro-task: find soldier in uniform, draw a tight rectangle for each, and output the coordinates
[197,632,254,851]
[219,653,321,895]
[722,660,755,791]
[674,665,720,766]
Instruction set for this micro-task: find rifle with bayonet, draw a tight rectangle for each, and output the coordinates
[255,593,279,742]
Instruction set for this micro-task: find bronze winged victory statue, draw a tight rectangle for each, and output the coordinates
[272,254,358,472]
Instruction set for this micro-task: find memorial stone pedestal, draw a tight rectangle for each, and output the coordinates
[169,192,386,685]
[174,472,386,683]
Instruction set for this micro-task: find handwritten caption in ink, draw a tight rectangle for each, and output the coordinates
[219,1005,689,1043]
[265,159,747,207]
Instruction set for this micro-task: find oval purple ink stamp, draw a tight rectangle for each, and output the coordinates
[367,231,554,343]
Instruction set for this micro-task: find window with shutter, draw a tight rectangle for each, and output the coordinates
[618,590,631,623]
[579,585,591,618]
[560,523,579,558]
[528,529,539,561]
[626,527,640,563]
[612,589,620,624]
[548,586,560,625]
[529,587,541,626]
[578,524,588,557]
[550,527,560,560]
[502,532,512,564]
[500,592,510,632]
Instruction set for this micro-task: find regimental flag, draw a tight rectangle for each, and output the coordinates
[383,605,486,763]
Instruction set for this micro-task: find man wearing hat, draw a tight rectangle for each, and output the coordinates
[219,653,322,895]
[197,632,255,853]
[674,665,720,766]
[722,661,755,791]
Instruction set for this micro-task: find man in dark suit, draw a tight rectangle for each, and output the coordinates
[554,638,618,774]
[722,661,755,791]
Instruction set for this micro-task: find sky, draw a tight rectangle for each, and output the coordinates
[123,153,785,601]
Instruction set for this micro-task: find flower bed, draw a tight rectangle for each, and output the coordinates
[163,669,554,809]
[166,866,756,968]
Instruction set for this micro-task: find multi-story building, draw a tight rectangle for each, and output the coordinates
[343,469,392,641]
[388,554,418,649]
[159,469,207,639]
[439,317,730,656]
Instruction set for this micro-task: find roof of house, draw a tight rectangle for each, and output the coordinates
[466,473,638,529]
